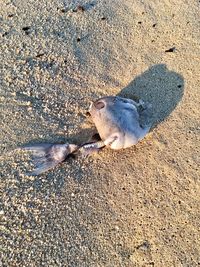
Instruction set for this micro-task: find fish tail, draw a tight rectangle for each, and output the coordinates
[21,143,78,175]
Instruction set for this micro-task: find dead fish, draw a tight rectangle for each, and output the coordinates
[21,96,152,175]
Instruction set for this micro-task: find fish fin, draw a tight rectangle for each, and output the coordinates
[138,102,153,129]
[28,160,60,176]
[21,143,78,175]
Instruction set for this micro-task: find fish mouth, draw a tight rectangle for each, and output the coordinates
[93,100,105,109]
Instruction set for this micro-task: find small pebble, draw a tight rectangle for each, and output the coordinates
[165,47,176,52]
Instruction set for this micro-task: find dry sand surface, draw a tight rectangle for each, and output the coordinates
[0,0,200,266]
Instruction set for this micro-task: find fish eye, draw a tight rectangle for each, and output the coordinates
[94,101,105,110]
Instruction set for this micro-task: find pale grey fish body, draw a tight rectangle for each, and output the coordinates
[89,96,152,150]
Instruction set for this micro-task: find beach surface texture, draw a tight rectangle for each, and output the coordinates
[0,0,199,266]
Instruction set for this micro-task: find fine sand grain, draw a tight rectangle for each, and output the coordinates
[0,0,200,266]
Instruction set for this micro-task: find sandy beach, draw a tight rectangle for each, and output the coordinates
[0,0,200,266]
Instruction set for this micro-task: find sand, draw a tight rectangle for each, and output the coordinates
[0,0,200,266]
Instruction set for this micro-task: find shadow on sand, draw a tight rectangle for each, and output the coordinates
[118,64,184,128]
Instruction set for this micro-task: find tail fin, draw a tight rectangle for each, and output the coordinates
[21,143,78,175]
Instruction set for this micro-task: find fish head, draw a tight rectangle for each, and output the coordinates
[88,96,120,140]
